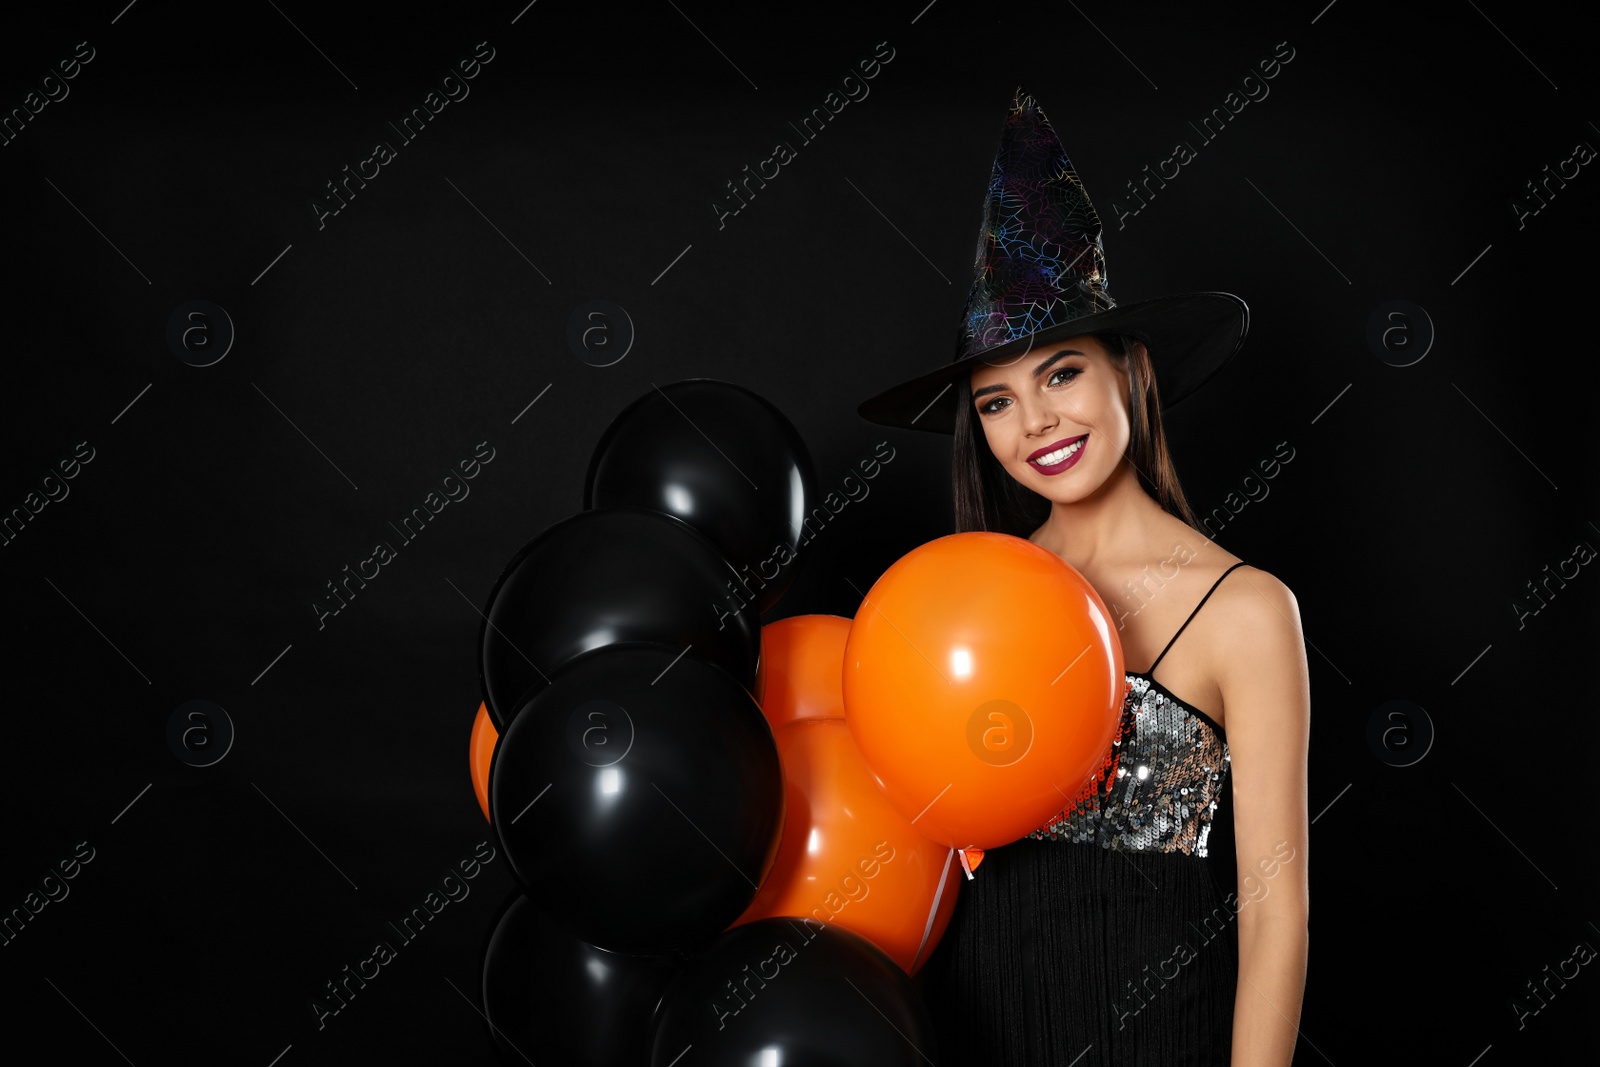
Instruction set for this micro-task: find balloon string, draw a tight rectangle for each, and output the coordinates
[957,847,977,879]
[910,846,957,973]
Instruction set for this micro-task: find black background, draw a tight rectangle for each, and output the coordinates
[3,0,1597,1063]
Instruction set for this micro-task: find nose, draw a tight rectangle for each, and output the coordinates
[1021,394,1057,437]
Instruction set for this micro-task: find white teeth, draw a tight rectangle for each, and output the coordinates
[1035,438,1085,466]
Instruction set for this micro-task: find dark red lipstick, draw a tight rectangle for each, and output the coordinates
[1025,434,1088,476]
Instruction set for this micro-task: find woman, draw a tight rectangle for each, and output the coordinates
[855,88,1309,1065]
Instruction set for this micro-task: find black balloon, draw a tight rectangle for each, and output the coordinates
[478,506,760,730]
[489,645,785,956]
[584,379,818,617]
[650,917,941,1067]
[481,890,681,1067]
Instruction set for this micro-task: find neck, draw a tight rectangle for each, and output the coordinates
[1030,460,1171,570]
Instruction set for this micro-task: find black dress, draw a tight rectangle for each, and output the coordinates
[918,561,1247,1066]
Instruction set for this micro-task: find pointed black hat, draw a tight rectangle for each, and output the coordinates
[856,86,1248,435]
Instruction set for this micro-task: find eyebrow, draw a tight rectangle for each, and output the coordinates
[971,349,1085,400]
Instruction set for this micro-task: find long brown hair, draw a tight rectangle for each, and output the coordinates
[953,332,1202,535]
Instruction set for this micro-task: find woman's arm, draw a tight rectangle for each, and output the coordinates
[1215,569,1311,1067]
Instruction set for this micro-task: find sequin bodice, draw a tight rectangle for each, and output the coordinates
[1025,672,1229,856]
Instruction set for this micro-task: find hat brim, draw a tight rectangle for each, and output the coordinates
[855,291,1248,435]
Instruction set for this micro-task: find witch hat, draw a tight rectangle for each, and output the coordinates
[856,85,1248,435]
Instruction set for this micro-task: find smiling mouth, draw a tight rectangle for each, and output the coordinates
[1028,434,1087,468]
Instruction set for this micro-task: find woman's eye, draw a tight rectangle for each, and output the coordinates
[977,367,1079,415]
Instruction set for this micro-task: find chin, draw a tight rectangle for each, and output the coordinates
[1031,468,1101,501]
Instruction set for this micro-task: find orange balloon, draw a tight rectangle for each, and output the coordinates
[756,614,852,729]
[470,701,497,823]
[842,532,1124,851]
[730,718,964,975]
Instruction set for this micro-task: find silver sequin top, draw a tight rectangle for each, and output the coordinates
[1025,672,1229,856]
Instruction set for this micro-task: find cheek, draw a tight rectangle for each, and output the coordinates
[986,425,1025,466]
[1090,392,1131,442]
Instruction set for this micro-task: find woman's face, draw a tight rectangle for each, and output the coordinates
[967,334,1136,500]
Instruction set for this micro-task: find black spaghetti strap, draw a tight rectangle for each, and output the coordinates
[1147,561,1249,676]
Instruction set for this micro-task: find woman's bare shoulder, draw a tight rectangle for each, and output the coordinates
[1217,564,1297,613]
[1208,564,1304,670]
